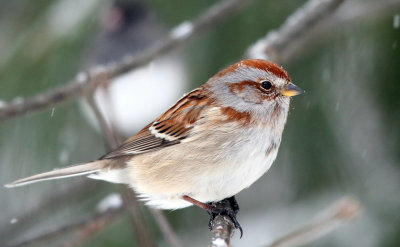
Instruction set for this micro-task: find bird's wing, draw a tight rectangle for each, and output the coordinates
[101,88,210,159]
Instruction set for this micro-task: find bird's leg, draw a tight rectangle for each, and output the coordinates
[182,195,243,237]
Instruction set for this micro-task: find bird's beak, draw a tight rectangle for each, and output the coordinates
[281,83,305,97]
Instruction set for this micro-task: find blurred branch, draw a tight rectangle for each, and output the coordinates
[0,179,98,240]
[0,0,253,122]
[120,189,155,247]
[87,86,159,247]
[86,86,120,150]
[6,206,124,247]
[267,197,361,247]
[209,215,235,247]
[246,0,345,63]
[327,0,400,28]
[86,83,182,247]
[150,209,184,247]
[248,0,400,63]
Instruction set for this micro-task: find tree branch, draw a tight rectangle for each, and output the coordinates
[267,197,361,247]
[209,215,235,247]
[326,0,400,28]
[120,189,155,247]
[0,0,253,122]
[90,92,156,247]
[246,0,345,63]
[6,206,124,247]
[85,80,121,150]
[150,209,184,247]
[0,179,98,241]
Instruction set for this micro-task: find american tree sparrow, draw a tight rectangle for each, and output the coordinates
[6,59,304,234]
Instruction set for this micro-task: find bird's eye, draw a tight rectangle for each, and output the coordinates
[261,81,272,90]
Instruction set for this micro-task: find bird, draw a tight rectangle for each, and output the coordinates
[6,59,304,234]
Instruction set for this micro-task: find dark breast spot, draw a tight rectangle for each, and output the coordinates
[265,141,279,156]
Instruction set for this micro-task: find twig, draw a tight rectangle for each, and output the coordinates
[6,206,124,247]
[150,209,184,247]
[246,0,345,63]
[267,197,361,247]
[262,0,400,63]
[120,189,155,247]
[209,215,235,247]
[86,87,120,150]
[0,0,252,122]
[87,78,183,247]
[327,0,400,28]
[86,82,156,247]
[306,0,400,44]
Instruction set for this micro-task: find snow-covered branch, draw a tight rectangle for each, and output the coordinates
[247,0,345,62]
[210,215,235,247]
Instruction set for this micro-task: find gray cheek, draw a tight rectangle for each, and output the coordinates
[237,87,263,104]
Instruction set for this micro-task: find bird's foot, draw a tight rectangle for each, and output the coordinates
[206,196,243,238]
[182,195,243,237]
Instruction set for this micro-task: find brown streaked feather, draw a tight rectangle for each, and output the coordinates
[100,124,180,159]
[149,88,211,141]
[101,88,211,159]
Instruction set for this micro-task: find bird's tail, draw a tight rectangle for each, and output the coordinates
[5,160,108,188]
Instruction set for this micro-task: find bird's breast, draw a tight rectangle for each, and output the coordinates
[203,125,281,199]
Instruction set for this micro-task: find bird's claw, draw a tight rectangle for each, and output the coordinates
[206,197,243,238]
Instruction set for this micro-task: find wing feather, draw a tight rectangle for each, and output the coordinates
[101,88,211,159]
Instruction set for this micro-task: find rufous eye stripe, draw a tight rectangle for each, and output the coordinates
[229,80,259,93]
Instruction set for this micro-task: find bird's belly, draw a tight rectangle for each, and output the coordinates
[128,127,281,209]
